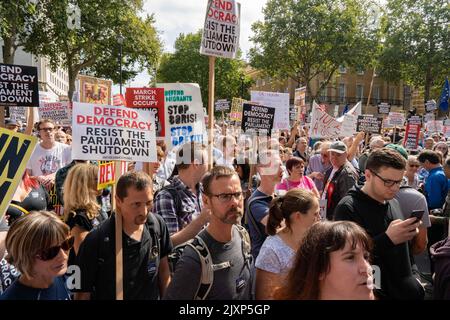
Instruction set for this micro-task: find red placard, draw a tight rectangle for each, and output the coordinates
[125,87,165,137]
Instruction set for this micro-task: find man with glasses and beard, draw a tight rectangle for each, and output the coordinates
[164,166,253,300]
[26,119,71,190]
[75,171,172,300]
[334,148,424,300]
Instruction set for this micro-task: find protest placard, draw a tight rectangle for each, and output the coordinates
[215,99,230,112]
[241,102,275,135]
[72,102,157,162]
[388,112,405,127]
[426,120,443,133]
[339,114,357,137]
[48,184,63,218]
[251,91,290,130]
[230,97,245,122]
[8,106,27,122]
[97,161,128,190]
[39,102,72,126]
[125,87,165,137]
[200,0,241,59]
[407,115,422,126]
[423,113,435,123]
[158,83,206,149]
[377,102,391,114]
[357,115,382,134]
[0,128,38,221]
[309,102,342,138]
[425,99,437,112]
[403,118,421,150]
[0,63,39,107]
[294,86,306,123]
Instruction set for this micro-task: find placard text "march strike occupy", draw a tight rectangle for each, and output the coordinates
[76,106,152,130]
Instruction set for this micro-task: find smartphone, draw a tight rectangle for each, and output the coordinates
[410,210,424,222]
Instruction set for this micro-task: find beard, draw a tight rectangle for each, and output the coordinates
[220,207,243,225]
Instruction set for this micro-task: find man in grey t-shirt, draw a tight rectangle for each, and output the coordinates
[164,166,253,300]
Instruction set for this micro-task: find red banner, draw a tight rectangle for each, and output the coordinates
[125,87,165,137]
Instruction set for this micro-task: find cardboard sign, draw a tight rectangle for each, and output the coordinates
[251,91,290,130]
[72,103,157,162]
[357,115,382,134]
[403,119,421,150]
[426,120,443,133]
[126,87,165,137]
[39,102,72,125]
[0,128,38,221]
[407,115,422,126]
[158,83,205,149]
[48,184,63,218]
[8,106,27,122]
[200,0,241,59]
[294,87,307,123]
[425,99,437,112]
[241,102,275,135]
[339,114,357,137]
[79,75,112,105]
[215,99,230,112]
[378,103,390,114]
[388,112,405,127]
[0,63,39,107]
[230,97,245,121]
[309,102,342,138]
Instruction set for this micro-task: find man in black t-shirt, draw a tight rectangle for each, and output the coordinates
[75,171,172,300]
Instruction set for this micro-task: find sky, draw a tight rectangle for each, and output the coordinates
[113,0,268,93]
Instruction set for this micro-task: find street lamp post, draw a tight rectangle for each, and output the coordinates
[117,34,124,96]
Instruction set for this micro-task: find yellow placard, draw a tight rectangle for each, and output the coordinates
[0,128,38,221]
[97,161,116,190]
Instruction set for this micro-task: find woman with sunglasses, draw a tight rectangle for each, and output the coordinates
[0,211,73,300]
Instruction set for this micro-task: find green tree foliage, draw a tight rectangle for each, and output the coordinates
[157,31,253,110]
[249,0,379,102]
[379,0,450,100]
[22,0,161,101]
[0,0,36,64]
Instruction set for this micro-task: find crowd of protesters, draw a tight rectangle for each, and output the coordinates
[1,115,450,301]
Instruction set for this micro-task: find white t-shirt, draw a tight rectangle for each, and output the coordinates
[26,142,72,176]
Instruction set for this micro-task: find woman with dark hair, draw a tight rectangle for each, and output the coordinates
[0,211,73,300]
[255,189,320,300]
[6,171,51,225]
[274,221,375,300]
[276,157,319,197]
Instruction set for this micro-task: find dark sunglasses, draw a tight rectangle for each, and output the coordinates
[37,236,74,261]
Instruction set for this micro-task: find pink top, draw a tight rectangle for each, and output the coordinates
[276,176,316,192]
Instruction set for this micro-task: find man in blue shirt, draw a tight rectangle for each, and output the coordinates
[418,150,450,272]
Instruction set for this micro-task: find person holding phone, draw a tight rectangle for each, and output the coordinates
[335,148,424,300]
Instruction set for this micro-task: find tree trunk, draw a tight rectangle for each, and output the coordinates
[424,67,432,102]
[2,35,17,64]
[68,67,77,103]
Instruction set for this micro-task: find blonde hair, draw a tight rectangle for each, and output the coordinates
[5,211,69,279]
[63,163,100,221]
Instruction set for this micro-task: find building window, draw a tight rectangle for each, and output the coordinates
[261,79,266,86]
[338,65,347,73]
[356,84,364,101]
[389,87,395,102]
[373,86,380,104]
[339,83,346,103]
[319,83,327,101]
[356,67,364,75]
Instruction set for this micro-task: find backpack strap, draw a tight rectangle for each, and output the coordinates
[146,213,161,282]
[245,195,271,238]
[186,236,214,300]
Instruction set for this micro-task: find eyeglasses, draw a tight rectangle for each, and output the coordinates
[209,192,244,203]
[369,170,403,188]
[36,236,74,261]
[39,127,55,132]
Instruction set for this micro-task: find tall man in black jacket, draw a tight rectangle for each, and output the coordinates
[335,148,424,300]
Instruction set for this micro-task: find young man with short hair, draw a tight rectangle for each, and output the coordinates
[335,148,424,300]
[26,119,71,190]
[164,166,253,300]
[75,171,172,300]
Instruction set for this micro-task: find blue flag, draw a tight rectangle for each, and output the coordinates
[342,103,349,115]
[439,78,449,112]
